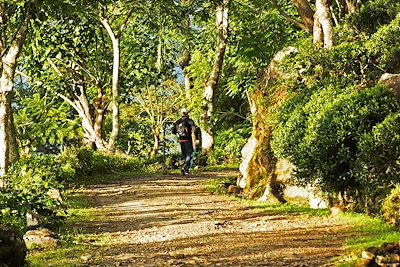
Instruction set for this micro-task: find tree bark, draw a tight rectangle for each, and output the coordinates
[238,47,297,202]
[93,87,107,149]
[0,92,10,178]
[0,2,36,179]
[180,0,193,98]
[292,0,314,32]
[101,18,121,153]
[313,0,334,49]
[345,0,361,15]
[200,0,230,153]
[150,127,160,159]
[7,92,18,164]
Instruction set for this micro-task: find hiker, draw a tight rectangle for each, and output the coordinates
[172,108,197,175]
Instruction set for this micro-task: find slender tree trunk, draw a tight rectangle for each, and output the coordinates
[200,0,230,153]
[313,0,334,49]
[180,0,193,98]
[7,92,18,163]
[345,0,361,14]
[0,3,34,179]
[0,92,10,178]
[93,88,106,150]
[292,0,314,32]
[101,18,120,153]
[150,127,160,159]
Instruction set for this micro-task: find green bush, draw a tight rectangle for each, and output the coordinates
[208,125,251,165]
[349,0,400,35]
[73,147,144,176]
[2,155,67,232]
[272,86,399,197]
[356,113,400,200]
[381,185,400,226]
[1,147,145,232]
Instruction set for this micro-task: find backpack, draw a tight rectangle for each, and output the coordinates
[176,119,191,137]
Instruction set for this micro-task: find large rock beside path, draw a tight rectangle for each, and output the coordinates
[0,226,27,267]
[23,228,60,250]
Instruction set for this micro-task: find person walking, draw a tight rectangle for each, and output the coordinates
[173,108,197,175]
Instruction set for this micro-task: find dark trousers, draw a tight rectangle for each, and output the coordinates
[180,141,193,172]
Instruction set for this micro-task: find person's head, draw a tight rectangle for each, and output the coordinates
[180,108,188,117]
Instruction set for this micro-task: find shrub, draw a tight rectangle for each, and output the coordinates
[2,155,67,232]
[208,125,251,165]
[381,185,400,226]
[272,85,399,197]
[1,147,145,232]
[356,113,400,201]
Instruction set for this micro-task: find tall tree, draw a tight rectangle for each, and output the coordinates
[0,1,41,178]
[313,0,334,48]
[201,0,230,153]
[99,1,135,153]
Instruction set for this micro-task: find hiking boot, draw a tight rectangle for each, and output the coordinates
[180,168,185,176]
[184,171,189,176]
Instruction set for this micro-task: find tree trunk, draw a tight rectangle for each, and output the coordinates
[238,47,297,202]
[292,0,314,32]
[345,0,360,14]
[93,88,106,150]
[313,0,334,49]
[0,92,10,178]
[7,92,18,164]
[150,127,160,159]
[200,0,230,153]
[101,18,121,153]
[180,0,193,98]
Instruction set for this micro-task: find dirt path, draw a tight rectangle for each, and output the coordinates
[68,171,356,267]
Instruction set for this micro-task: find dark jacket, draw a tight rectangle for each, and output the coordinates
[173,116,196,142]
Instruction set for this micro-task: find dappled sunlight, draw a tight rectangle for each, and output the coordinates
[59,171,360,266]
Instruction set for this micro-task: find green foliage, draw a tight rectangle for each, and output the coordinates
[2,155,68,232]
[72,147,144,176]
[381,185,400,226]
[349,0,400,35]
[272,85,399,197]
[14,92,83,153]
[381,186,400,226]
[208,125,251,165]
[1,147,144,232]
[365,13,400,73]
[356,113,400,200]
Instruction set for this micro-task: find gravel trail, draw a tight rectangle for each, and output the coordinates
[69,171,355,267]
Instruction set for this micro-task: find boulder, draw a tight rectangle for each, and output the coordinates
[0,226,27,267]
[26,210,43,228]
[238,136,257,189]
[379,73,400,100]
[23,228,60,250]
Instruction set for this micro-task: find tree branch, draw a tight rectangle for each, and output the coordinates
[267,0,309,32]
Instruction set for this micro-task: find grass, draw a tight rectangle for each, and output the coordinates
[335,213,400,266]
[27,188,110,266]
[73,170,148,185]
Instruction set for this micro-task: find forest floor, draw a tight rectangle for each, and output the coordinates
[29,170,365,266]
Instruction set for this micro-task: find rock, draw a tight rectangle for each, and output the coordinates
[47,188,62,202]
[330,206,345,216]
[23,228,60,250]
[80,254,93,262]
[26,210,43,227]
[0,226,27,267]
[361,250,375,260]
[309,191,328,209]
[227,185,240,194]
[379,73,400,100]
[238,136,257,189]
